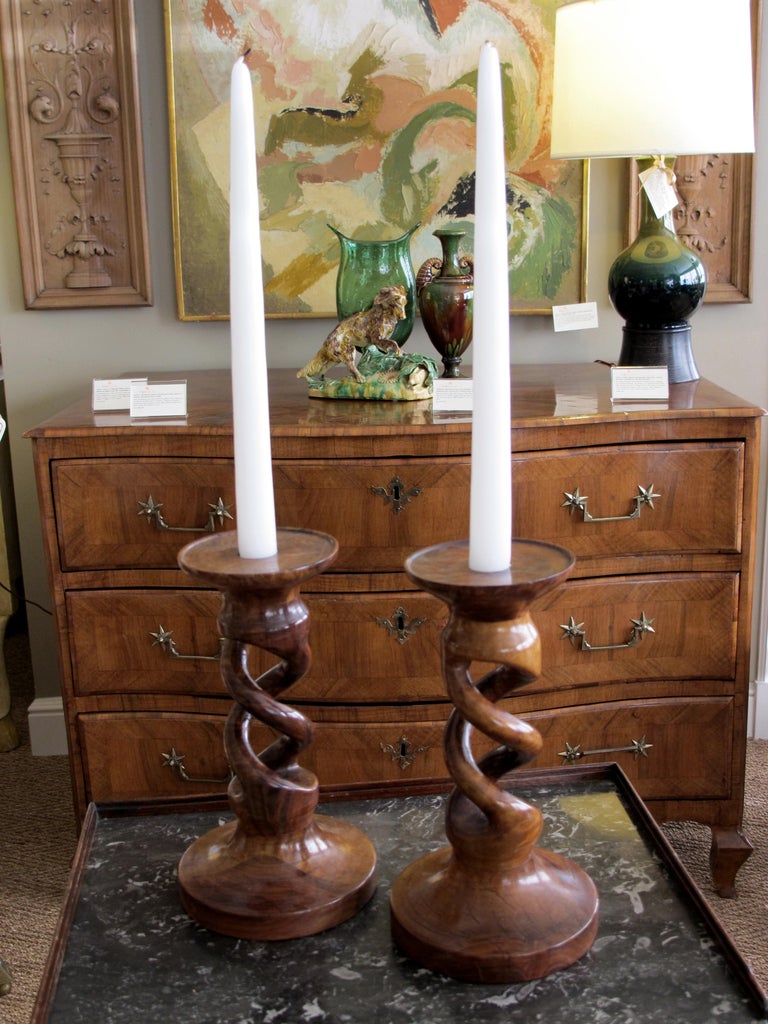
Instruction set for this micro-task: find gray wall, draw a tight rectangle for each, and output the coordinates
[1,4,766,700]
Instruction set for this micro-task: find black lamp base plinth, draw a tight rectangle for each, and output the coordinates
[618,323,699,384]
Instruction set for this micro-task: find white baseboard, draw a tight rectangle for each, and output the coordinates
[752,681,768,739]
[28,697,68,756]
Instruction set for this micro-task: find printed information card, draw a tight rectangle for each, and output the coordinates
[611,366,669,403]
[552,301,598,332]
[129,380,188,418]
[432,377,473,411]
[92,377,147,411]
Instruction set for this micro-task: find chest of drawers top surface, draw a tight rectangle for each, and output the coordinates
[26,363,764,451]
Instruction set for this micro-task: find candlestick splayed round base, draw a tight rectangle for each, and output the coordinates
[176,529,377,940]
[390,539,599,983]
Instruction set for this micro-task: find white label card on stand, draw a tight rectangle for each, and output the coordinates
[92,378,147,411]
[611,366,669,402]
[432,377,473,411]
[129,380,188,418]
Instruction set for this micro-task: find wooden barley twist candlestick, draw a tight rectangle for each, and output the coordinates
[176,528,377,940]
[390,538,599,983]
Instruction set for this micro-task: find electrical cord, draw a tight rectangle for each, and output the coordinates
[0,579,52,616]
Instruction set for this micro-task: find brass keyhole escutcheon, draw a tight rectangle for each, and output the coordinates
[375,606,426,644]
[380,734,430,769]
[370,476,422,514]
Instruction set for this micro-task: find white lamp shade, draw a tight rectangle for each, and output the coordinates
[550,0,755,159]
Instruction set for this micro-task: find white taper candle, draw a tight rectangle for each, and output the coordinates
[229,55,278,558]
[469,42,512,573]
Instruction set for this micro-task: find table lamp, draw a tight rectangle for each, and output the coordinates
[550,0,755,383]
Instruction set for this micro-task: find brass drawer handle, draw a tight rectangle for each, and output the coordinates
[161,747,231,784]
[559,735,653,764]
[560,611,655,651]
[137,494,234,533]
[380,734,430,769]
[561,483,661,523]
[150,625,223,662]
[375,606,427,644]
[371,476,421,514]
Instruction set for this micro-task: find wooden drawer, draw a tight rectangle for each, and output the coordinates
[77,712,448,804]
[274,458,469,571]
[518,696,733,801]
[77,695,732,806]
[53,458,236,570]
[67,571,736,701]
[514,442,743,558]
[79,713,232,804]
[52,456,471,572]
[51,442,742,573]
[530,571,738,688]
[66,588,447,701]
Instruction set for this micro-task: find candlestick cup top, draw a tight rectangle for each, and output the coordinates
[405,538,575,620]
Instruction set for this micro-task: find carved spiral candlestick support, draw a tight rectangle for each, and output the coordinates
[390,539,599,983]
[176,529,377,940]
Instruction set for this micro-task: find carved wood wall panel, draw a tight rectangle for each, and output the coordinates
[627,0,761,304]
[628,153,754,304]
[0,0,152,309]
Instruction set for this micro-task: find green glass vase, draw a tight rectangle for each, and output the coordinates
[417,227,474,378]
[329,224,418,346]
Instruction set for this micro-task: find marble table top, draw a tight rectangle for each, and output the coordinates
[37,770,766,1023]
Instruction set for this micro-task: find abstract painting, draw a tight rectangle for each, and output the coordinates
[165,0,587,320]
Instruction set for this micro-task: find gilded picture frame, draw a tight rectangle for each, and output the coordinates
[164,0,588,321]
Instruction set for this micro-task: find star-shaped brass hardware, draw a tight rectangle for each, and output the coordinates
[560,616,586,643]
[208,497,234,524]
[161,747,186,772]
[631,736,653,758]
[150,625,174,649]
[137,495,163,519]
[380,735,429,769]
[558,742,583,763]
[160,747,231,784]
[137,495,232,532]
[636,484,661,509]
[375,607,426,644]
[630,611,656,637]
[561,488,588,515]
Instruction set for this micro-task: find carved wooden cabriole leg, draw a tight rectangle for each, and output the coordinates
[390,539,599,983]
[710,827,754,898]
[175,529,377,940]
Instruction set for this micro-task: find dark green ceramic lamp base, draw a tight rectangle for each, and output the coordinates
[608,158,706,385]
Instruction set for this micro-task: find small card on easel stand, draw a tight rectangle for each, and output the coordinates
[129,380,188,418]
[432,377,473,412]
[92,378,188,418]
[92,378,147,411]
[610,366,669,403]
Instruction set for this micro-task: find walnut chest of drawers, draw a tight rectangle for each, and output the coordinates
[27,363,763,894]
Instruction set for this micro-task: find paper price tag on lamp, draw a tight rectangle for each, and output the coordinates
[638,162,679,219]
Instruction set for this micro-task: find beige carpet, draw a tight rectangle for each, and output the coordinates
[1,628,767,1022]
[1,629,77,1024]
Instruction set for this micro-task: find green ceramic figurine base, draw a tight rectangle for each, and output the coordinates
[303,346,438,401]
